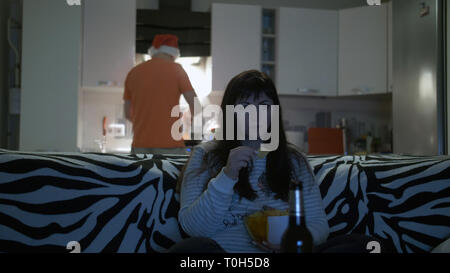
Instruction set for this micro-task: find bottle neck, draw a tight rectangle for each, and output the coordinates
[288,187,306,227]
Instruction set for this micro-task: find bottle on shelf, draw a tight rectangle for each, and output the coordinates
[280,179,313,253]
[99,116,107,153]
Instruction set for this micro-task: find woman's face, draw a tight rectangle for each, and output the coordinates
[234,93,274,141]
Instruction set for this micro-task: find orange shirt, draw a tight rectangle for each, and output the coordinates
[123,58,194,148]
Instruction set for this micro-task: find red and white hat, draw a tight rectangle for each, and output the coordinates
[148,34,180,58]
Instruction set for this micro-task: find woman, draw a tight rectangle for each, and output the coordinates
[169,70,382,253]
[167,70,329,253]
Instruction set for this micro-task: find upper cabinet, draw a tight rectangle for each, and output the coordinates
[210,4,392,96]
[212,3,261,91]
[277,7,338,96]
[82,0,136,89]
[338,4,389,96]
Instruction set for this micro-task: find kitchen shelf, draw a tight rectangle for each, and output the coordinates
[261,9,276,82]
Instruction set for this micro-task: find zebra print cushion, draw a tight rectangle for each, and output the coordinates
[0,150,190,253]
[0,150,449,253]
[309,154,450,253]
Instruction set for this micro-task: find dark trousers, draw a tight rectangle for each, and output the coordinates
[167,234,381,253]
[168,237,227,253]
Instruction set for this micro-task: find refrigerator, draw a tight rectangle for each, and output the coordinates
[393,0,446,156]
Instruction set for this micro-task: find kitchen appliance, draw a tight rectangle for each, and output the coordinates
[307,128,344,155]
[393,0,446,155]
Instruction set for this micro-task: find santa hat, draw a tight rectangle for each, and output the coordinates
[148,34,180,58]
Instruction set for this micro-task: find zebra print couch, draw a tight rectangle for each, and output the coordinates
[0,149,449,253]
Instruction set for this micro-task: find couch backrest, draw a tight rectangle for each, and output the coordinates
[0,150,449,253]
[0,152,189,253]
[310,154,450,253]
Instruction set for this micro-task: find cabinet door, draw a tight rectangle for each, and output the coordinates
[277,7,338,96]
[212,3,261,91]
[82,0,136,89]
[338,5,388,96]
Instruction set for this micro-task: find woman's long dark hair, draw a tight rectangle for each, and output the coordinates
[178,70,295,202]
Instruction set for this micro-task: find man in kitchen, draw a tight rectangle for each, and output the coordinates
[123,34,198,154]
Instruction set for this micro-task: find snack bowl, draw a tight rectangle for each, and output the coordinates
[244,209,288,244]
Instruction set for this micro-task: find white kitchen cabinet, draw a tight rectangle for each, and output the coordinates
[82,0,136,89]
[338,4,388,96]
[212,3,261,91]
[21,0,83,152]
[276,7,338,96]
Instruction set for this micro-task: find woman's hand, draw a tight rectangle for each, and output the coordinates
[252,240,281,253]
[223,146,258,180]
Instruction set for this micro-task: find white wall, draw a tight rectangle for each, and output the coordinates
[20,0,82,152]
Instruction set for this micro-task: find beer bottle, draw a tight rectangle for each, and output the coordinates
[281,180,313,253]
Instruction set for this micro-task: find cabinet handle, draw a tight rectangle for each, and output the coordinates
[98,81,118,87]
[351,87,371,94]
[297,88,319,94]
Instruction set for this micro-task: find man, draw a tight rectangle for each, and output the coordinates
[123,34,198,154]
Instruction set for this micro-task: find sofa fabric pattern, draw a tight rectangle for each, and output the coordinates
[0,150,449,253]
[309,154,450,253]
[0,151,189,253]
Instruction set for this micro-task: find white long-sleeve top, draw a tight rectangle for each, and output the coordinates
[178,141,330,253]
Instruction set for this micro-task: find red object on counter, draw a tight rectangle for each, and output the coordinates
[308,128,344,155]
[102,116,107,136]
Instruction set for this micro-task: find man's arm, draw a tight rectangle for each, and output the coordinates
[182,90,198,124]
[124,100,132,121]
